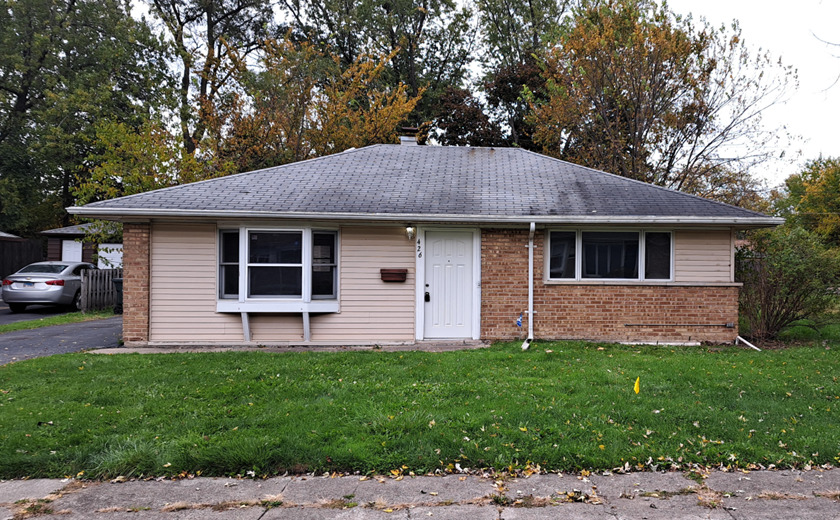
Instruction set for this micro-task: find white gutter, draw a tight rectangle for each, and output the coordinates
[522,222,536,351]
[66,206,785,227]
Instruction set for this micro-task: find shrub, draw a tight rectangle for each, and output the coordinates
[819,324,840,341]
[778,326,821,342]
[736,226,840,341]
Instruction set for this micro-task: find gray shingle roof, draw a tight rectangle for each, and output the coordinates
[69,145,780,226]
[40,223,96,236]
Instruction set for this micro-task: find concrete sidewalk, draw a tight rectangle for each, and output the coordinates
[2,469,839,519]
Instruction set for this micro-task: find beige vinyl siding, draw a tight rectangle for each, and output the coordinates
[673,230,733,283]
[310,226,415,341]
[250,314,304,341]
[150,223,414,344]
[149,223,243,342]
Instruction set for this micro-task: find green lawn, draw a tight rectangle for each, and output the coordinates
[0,341,838,478]
[0,308,115,334]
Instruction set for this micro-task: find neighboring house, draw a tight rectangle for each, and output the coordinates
[0,231,42,278]
[68,143,782,346]
[42,223,123,268]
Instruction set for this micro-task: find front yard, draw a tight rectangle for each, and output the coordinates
[1,341,838,478]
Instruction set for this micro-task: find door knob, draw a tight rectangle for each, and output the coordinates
[424,292,430,302]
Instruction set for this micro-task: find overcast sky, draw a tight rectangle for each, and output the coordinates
[666,0,840,185]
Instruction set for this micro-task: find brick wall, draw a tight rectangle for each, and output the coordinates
[481,229,739,344]
[122,223,150,344]
[481,229,530,339]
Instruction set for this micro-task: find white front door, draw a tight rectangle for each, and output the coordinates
[424,231,473,338]
[62,240,83,262]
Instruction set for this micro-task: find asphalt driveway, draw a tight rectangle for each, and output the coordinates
[0,316,122,365]
[0,299,75,326]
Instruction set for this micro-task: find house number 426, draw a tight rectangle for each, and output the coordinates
[416,239,422,258]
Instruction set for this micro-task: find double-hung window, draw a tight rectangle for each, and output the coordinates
[248,231,303,297]
[219,230,240,298]
[548,230,672,281]
[218,228,338,309]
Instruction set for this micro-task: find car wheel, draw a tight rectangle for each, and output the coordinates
[8,303,27,313]
[71,291,82,311]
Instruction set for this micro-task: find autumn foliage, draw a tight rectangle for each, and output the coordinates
[530,0,793,196]
[209,39,421,173]
[779,158,840,246]
[76,38,421,204]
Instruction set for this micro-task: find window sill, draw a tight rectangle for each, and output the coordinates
[543,280,742,287]
[216,300,340,313]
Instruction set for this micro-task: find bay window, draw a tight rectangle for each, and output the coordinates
[219,228,338,303]
[548,230,672,281]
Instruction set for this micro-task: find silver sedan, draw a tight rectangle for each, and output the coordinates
[1,261,96,313]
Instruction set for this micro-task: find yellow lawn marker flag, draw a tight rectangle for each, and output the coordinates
[634,377,640,394]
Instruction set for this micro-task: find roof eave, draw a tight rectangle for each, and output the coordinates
[67,206,785,228]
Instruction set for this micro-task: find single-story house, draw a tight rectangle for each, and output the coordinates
[42,223,123,268]
[68,143,782,346]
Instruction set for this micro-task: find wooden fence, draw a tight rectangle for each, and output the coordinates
[0,239,43,278]
[81,268,123,311]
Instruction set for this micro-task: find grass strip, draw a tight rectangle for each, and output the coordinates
[0,309,115,334]
[0,341,838,478]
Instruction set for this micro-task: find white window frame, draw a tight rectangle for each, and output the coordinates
[311,230,339,300]
[216,226,340,313]
[545,229,674,282]
[246,228,306,300]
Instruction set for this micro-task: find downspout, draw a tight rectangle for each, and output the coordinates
[736,336,762,352]
[522,222,536,350]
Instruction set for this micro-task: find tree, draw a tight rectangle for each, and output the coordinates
[147,0,273,155]
[282,0,473,124]
[736,226,840,341]
[484,55,547,149]
[208,38,335,171]
[311,50,424,155]
[75,119,229,206]
[206,38,422,172]
[465,0,576,149]
[76,35,421,218]
[281,0,371,68]
[679,165,771,211]
[74,118,234,254]
[0,0,171,235]
[530,0,795,191]
[776,158,840,246]
[474,0,573,70]
[430,86,505,146]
